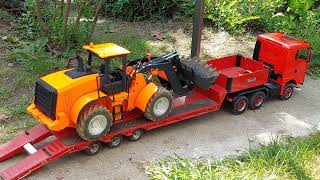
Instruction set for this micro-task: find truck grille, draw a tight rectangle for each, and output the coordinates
[34,79,57,120]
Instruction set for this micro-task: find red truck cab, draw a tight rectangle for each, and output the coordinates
[253,33,312,90]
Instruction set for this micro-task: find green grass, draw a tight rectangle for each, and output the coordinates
[146,132,320,180]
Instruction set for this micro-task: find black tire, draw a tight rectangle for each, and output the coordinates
[108,135,123,148]
[77,106,112,141]
[84,141,102,156]
[128,129,143,142]
[144,87,173,121]
[280,84,294,100]
[232,96,249,115]
[249,91,266,110]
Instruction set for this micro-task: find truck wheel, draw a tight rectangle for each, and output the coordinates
[108,135,123,148]
[281,84,294,100]
[249,91,266,110]
[128,129,143,142]
[77,106,112,141]
[144,87,173,121]
[84,141,102,156]
[232,96,249,115]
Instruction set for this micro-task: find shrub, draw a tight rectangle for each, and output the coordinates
[102,0,194,21]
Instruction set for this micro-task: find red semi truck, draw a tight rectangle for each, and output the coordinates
[0,33,313,179]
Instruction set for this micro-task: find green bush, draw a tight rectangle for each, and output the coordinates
[17,0,100,48]
[205,0,260,33]
[102,0,194,21]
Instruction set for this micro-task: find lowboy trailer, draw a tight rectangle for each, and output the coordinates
[0,33,313,179]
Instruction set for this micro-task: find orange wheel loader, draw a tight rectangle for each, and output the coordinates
[27,43,218,140]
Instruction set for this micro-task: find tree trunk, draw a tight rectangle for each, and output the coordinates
[60,0,65,17]
[86,0,105,43]
[34,0,51,42]
[63,0,72,47]
[74,0,85,40]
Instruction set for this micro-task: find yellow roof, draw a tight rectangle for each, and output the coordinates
[83,43,130,59]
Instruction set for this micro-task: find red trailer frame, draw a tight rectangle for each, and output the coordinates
[0,89,227,180]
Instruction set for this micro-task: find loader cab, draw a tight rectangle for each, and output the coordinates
[82,43,131,95]
[253,33,312,85]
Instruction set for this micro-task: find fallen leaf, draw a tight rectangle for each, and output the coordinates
[2,35,19,43]
[152,31,164,41]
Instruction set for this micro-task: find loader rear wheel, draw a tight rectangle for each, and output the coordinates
[249,91,266,110]
[77,106,112,141]
[232,96,249,115]
[144,87,173,121]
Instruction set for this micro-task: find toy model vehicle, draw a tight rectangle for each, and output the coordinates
[27,43,218,140]
[0,33,313,179]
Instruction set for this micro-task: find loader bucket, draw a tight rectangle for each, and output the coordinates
[179,57,219,90]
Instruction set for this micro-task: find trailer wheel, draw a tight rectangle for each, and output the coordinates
[232,96,249,115]
[144,87,173,121]
[84,141,102,156]
[77,106,112,141]
[108,135,123,148]
[249,91,266,110]
[281,84,294,100]
[128,129,143,142]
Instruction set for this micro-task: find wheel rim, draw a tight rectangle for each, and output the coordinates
[237,101,246,111]
[89,143,99,153]
[255,96,263,106]
[153,97,170,116]
[88,115,108,136]
[284,88,293,98]
[111,136,121,146]
[132,130,142,140]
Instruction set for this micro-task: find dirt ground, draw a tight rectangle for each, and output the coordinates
[1,13,320,180]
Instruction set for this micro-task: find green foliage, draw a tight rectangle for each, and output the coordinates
[147,132,320,179]
[16,0,37,39]
[102,0,194,21]
[12,37,65,79]
[288,0,317,16]
[16,0,100,48]
[205,0,260,33]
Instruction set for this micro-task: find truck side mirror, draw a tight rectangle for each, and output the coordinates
[308,49,313,63]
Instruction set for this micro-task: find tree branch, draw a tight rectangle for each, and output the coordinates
[86,0,105,43]
[34,0,51,42]
[63,0,71,47]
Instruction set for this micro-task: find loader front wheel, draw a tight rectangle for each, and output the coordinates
[144,87,173,121]
[77,106,112,141]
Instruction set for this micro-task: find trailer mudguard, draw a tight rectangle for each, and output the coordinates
[135,82,158,111]
[70,91,107,124]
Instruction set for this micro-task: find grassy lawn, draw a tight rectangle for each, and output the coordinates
[146,132,320,180]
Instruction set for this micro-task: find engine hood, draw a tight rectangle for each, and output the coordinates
[40,69,99,93]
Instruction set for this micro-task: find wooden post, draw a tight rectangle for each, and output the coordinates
[191,0,204,58]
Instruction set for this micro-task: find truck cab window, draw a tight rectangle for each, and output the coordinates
[299,49,309,60]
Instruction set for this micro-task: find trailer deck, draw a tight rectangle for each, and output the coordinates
[0,89,226,180]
